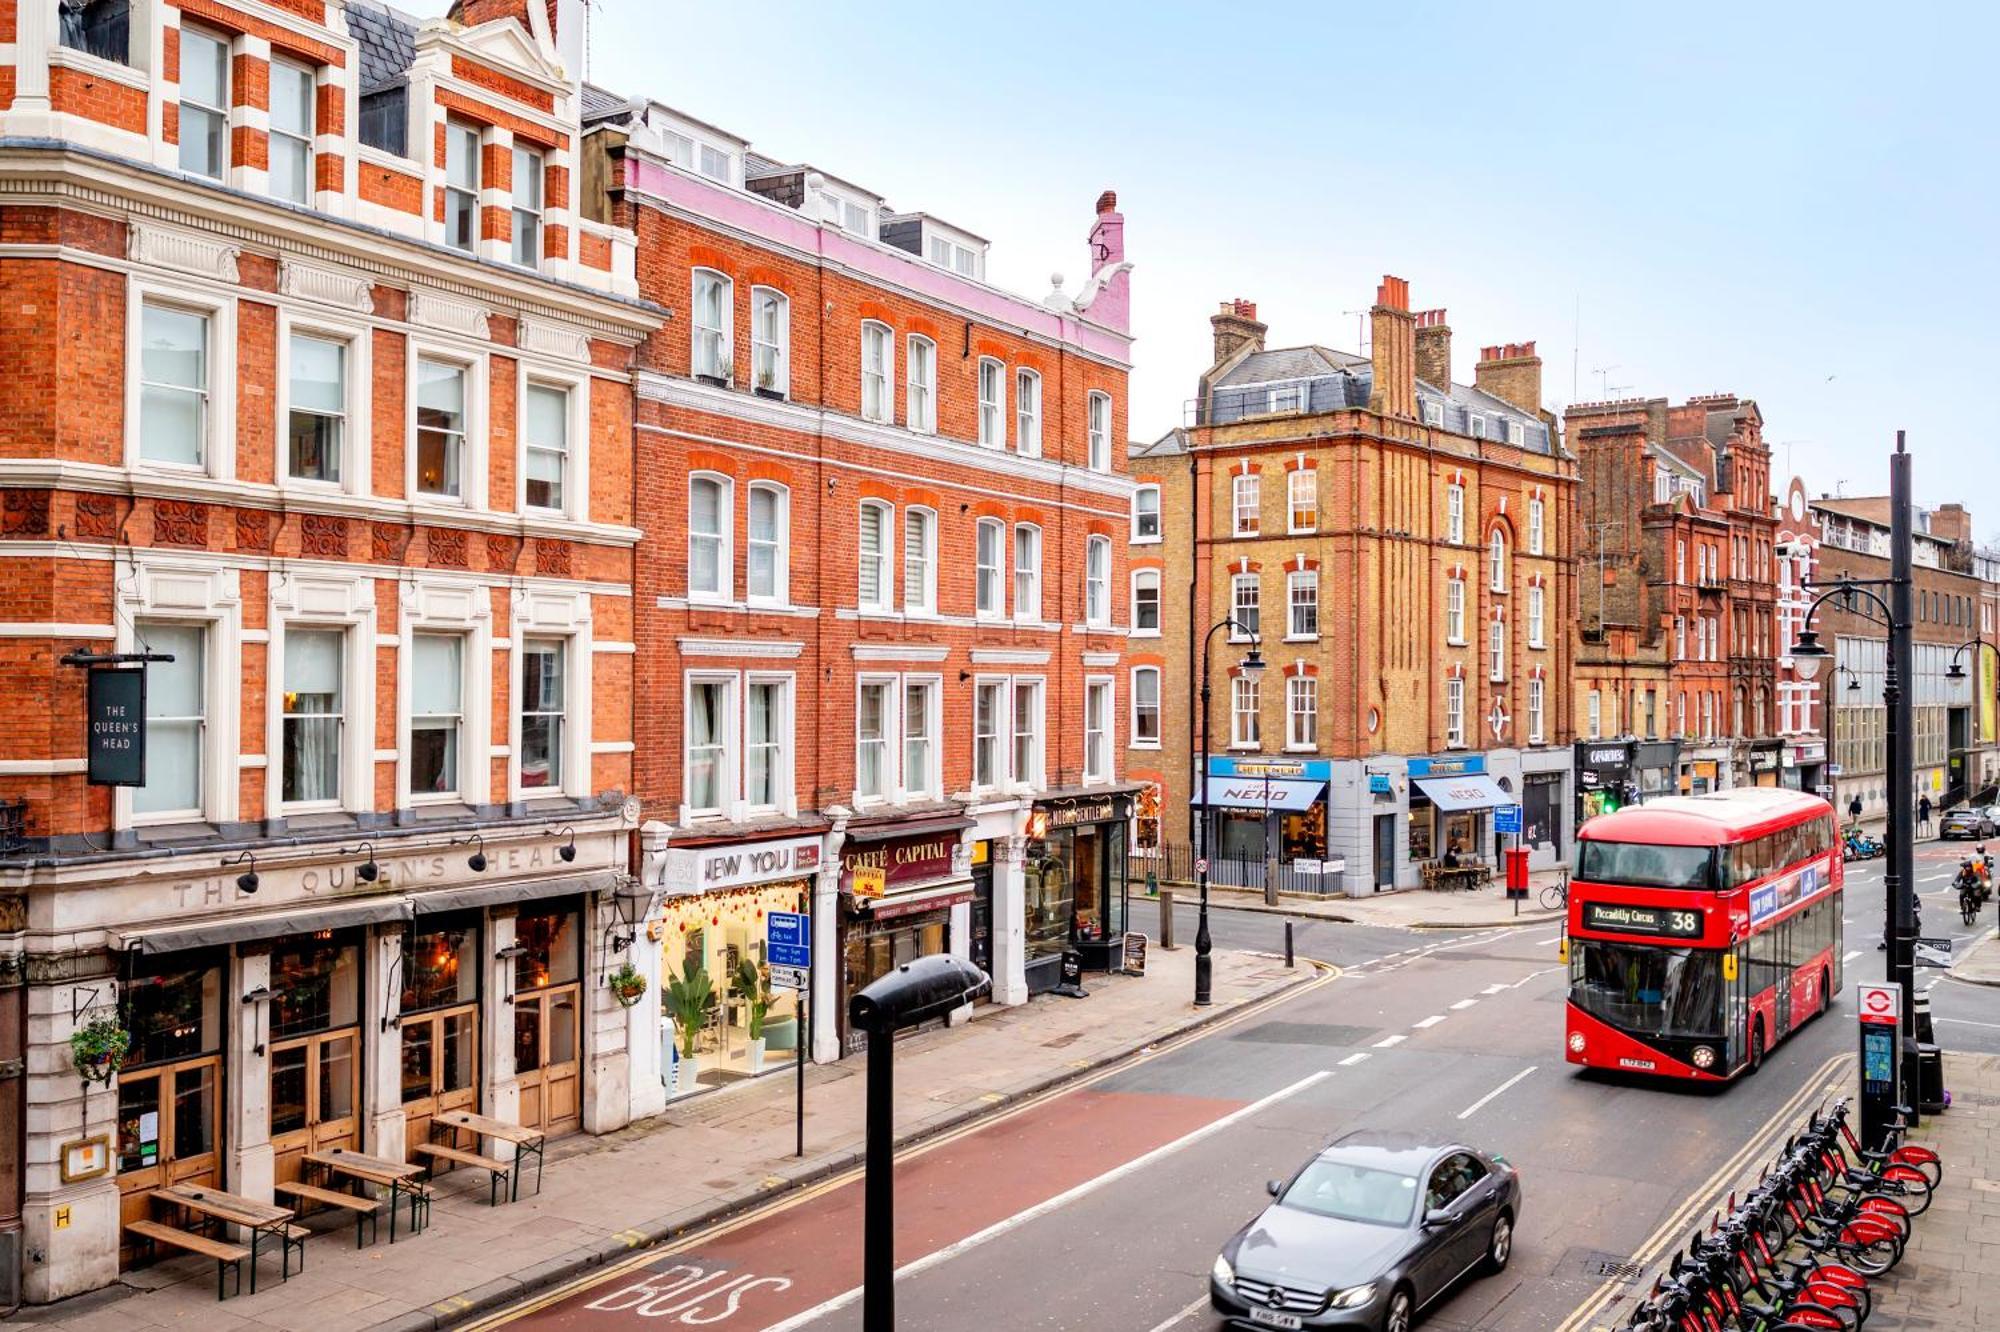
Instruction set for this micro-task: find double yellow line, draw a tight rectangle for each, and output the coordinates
[1555,1052,1848,1332]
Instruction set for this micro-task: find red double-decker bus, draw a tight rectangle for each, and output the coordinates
[1565,788,1842,1081]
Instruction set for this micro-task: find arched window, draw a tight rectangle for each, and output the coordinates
[903,506,936,614]
[1489,529,1509,592]
[1131,667,1161,746]
[977,357,1004,446]
[975,518,1005,618]
[1015,368,1042,455]
[906,334,937,433]
[1013,524,1042,620]
[1132,569,1161,635]
[1085,535,1111,627]
[1132,485,1161,542]
[858,500,894,612]
[1087,391,1113,471]
[750,287,789,397]
[1527,498,1545,555]
[688,473,732,602]
[1446,484,1465,544]
[1445,576,1466,643]
[691,268,733,381]
[746,482,788,605]
[860,321,893,423]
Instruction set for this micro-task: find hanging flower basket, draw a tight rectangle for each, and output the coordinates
[70,1012,131,1086]
[607,962,649,1009]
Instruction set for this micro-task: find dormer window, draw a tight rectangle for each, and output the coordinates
[698,144,732,182]
[1505,418,1526,447]
[926,236,978,277]
[1422,400,1444,427]
[1267,385,1303,414]
[1468,414,1487,440]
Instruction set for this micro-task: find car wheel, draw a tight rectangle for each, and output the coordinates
[1383,1286,1414,1332]
[1484,1211,1513,1273]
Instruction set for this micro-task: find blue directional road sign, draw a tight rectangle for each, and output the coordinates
[1494,804,1523,835]
[767,911,811,970]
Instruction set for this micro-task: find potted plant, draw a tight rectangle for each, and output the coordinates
[664,955,716,1095]
[733,957,773,1074]
[607,960,648,1009]
[70,1012,131,1087]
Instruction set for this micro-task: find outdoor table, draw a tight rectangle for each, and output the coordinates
[430,1109,547,1201]
[151,1183,296,1293]
[306,1147,429,1242]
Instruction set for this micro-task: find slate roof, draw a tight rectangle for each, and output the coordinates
[346,0,417,94]
[1135,427,1188,458]
[1212,346,1364,387]
[580,82,634,123]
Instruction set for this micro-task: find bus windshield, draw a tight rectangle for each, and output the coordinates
[1569,940,1724,1038]
[1576,840,1716,890]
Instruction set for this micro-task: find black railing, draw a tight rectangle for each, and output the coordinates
[1132,843,1345,895]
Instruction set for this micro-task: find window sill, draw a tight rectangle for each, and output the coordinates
[1283,744,1319,754]
[1130,629,1162,639]
[1282,635,1319,645]
[1233,528,1260,539]
[1228,743,1260,752]
[1131,535,1162,545]
[1131,741,1162,751]
[1286,527,1318,537]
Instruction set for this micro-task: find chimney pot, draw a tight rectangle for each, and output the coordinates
[1096,189,1118,215]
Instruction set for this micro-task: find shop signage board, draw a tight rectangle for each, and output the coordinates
[1122,932,1148,976]
[663,835,822,895]
[1042,798,1122,829]
[85,668,146,786]
[1210,755,1333,781]
[1494,804,1523,835]
[850,865,887,898]
[770,964,808,991]
[1407,754,1486,779]
[1368,774,1393,795]
[767,911,810,969]
[841,831,957,893]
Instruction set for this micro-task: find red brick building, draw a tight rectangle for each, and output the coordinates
[580,95,1138,1055]
[0,0,657,1302]
[1567,394,1781,794]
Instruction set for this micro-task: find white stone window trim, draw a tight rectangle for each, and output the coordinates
[112,554,244,830]
[1130,665,1162,750]
[969,673,1010,794]
[900,673,944,803]
[404,335,488,511]
[681,669,738,823]
[1083,674,1116,784]
[515,360,592,522]
[853,671,902,807]
[274,304,371,498]
[125,273,237,480]
[1009,674,1046,795]
[268,566,378,817]
[745,480,792,609]
[1129,568,1162,639]
[742,670,798,819]
[508,584,595,804]
[396,574,493,809]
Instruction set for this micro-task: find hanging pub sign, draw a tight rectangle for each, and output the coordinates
[86,669,147,787]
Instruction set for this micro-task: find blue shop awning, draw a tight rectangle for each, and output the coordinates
[1414,775,1510,812]
[1192,776,1327,812]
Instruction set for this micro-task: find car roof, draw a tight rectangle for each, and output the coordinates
[1321,1130,1463,1172]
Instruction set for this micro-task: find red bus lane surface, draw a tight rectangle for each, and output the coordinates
[510,1086,1249,1329]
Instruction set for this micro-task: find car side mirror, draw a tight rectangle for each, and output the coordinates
[1422,1208,1452,1228]
[1266,1179,1284,1198]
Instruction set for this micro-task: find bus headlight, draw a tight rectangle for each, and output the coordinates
[1692,1046,1716,1070]
[1568,1032,1586,1054]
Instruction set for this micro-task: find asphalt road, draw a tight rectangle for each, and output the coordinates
[476,847,2000,1332]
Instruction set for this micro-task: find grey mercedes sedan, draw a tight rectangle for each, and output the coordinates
[1209,1131,1521,1331]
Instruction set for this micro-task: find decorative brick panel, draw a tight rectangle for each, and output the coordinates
[2,490,50,537]
[154,500,209,547]
[371,522,409,563]
[300,513,348,558]
[486,534,520,572]
[74,494,119,541]
[429,526,468,568]
[534,539,571,578]
[234,508,272,552]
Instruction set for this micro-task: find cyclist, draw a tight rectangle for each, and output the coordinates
[1959,858,1983,924]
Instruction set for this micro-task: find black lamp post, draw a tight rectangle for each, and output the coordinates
[848,955,991,1332]
[1790,431,1920,1122]
[1945,639,2000,802]
[1195,618,1265,1008]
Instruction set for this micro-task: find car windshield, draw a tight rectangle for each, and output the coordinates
[1577,840,1716,890]
[1569,940,1724,1038]
[1279,1159,1420,1227]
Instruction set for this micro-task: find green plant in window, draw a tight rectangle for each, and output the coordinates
[664,954,717,1059]
[607,960,648,1009]
[71,1011,132,1086]
[733,957,772,1040]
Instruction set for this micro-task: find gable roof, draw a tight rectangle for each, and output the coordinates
[348,0,419,94]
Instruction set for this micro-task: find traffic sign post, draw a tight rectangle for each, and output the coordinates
[768,908,813,1158]
[1857,981,1904,1152]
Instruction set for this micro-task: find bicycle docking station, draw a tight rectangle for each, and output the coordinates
[1856,980,1904,1150]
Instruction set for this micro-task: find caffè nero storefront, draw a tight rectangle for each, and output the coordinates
[17,822,653,1298]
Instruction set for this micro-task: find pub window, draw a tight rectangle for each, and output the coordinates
[132,621,206,818]
[409,633,465,797]
[281,628,344,805]
[268,935,360,1144]
[513,907,580,993]
[116,954,223,1178]
[400,919,480,1109]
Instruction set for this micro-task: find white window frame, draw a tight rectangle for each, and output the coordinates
[1084,676,1114,783]
[276,307,368,495]
[128,281,236,479]
[975,517,1006,620]
[278,624,351,813]
[1013,523,1042,622]
[128,619,210,824]
[406,630,469,804]
[1675,615,1687,660]
[443,119,480,253]
[1132,485,1162,543]
[683,672,737,819]
[854,675,898,805]
[1087,391,1113,472]
[1469,414,1487,440]
[1230,573,1259,642]
[110,566,243,831]
[1445,676,1466,748]
[1506,418,1526,447]
[1011,677,1045,792]
[1422,399,1444,427]
[1229,672,1260,749]
[1287,571,1318,641]
[901,676,941,801]
[750,286,790,398]
[1085,535,1112,628]
[903,506,937,616]
[906,334,937,434]
[858,500,895,613]
[1131,569,1161,637]
[1528,677,1546,744]
[977,357,1004,446]
[405,342,485,508]
[1445,576,1466,644]
[1526,584,1546,648]
[1286,674,1318,752]
[1232,472,1260,536]
[1287,468,1317,533]
[511,143,544,269]
[1488,618,1507,682]
[515,634,572,800]
[1587,689,1602,740]
[1445,484,1465,544]
[1015,367,1042,456]
[268,56,316,205]
[1527,498,1545,555]
[519,369,587,518]
[746,481,790,607]
[688,472,734,604]
[692,267,734,382]
[1489,529,1509,592]
[743,673,794,816]
[1131,666,1162,749]
[178,26,230,181]
[861,321,893,423]
[972,678,1006,792]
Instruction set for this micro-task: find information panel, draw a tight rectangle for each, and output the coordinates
[1580,901,1704,939]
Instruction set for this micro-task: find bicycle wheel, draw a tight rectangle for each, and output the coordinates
[1839,1232,1902,1276]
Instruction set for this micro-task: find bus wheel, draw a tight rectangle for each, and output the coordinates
[1748,1022,1767,1074]
[1820,969,1832,1017]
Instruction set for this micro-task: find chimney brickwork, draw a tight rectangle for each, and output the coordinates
[1210,298,1266,367]
[1474,341,1543,416]
[1367,275,1416,420]
[1414,308,1451,393]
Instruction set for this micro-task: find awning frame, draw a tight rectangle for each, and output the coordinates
[1412,774,1512,813]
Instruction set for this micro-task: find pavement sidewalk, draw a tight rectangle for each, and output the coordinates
[16,946,1313,1332]
[1863,1050,2000,1328]
[1949,929,2000,986]
[1158,866,1569,930]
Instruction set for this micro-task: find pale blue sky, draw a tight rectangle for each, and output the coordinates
[420,0,2000,536]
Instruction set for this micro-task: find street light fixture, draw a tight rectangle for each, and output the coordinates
[1194,620,1264,1008]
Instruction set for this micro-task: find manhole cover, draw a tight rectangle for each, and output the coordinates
[1588,1257,1644,1281]
[1230,1021,1376,1046]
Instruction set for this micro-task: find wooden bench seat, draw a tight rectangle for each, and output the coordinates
[411,1142,512,1206]
[126,1220,249,1300]
[275,1181,380,1248]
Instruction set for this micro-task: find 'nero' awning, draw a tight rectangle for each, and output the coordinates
[1413,775,1511,812]
[1191,777,1327,812]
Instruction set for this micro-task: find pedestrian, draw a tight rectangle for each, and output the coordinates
[1848,794,1863,826]
[1919,793,1933,837]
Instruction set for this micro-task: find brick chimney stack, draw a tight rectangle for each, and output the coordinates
[1474,341,1543,416]
[1081,189,1131,333]
[1414,309,1451,393]
[1932,502,1973,544]
[1367,276,1416,420]
[1210,299,1266,367]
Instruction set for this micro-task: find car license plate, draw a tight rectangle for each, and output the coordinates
[1248,1310,1303,1330]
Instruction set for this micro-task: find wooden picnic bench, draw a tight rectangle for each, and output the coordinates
[274,1179,381,1248]
[306,1148,430,1242]
[1421,862,1493,892]
[149,1183,301,1293]
[410,1142,513,1206]
[124,1219,250,1301]
[430,1108,548,1202]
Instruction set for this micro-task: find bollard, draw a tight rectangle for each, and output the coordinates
[1285,921,1294,969]
[1160,890,1176,949]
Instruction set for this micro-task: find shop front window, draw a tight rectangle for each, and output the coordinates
[1024,829,1075,962]
[511,905,582,1134]
[514,908,580,992]
[118,956,224,1182]
[1282,803,1327,862]
[269,937,360,1039]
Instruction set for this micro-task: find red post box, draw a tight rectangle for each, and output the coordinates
[1505,846,1530,898]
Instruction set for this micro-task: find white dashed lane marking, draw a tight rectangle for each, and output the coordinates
[1373,1035,1407,1049]
[1338,1053,1371,1066]
[1413,1015,1448,1029]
